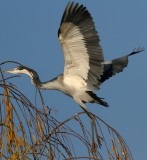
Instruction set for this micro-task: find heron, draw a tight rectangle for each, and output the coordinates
[4,2,143,120]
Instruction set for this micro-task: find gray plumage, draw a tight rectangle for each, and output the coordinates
[4,2,144,119]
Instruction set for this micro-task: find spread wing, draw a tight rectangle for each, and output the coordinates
[100,47,144,83]
[58,2,104,90]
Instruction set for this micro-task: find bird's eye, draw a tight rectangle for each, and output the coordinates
[16,66,23,70]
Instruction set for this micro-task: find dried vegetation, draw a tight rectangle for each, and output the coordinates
[0,62,133,160]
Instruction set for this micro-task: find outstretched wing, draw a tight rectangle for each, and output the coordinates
[58,2,104,90]
[100,47,144,83]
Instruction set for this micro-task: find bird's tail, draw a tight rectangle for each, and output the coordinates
[86,91,109,107]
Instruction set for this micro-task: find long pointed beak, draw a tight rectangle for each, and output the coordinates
[3,68,16,74]
[3,69,11,73]
[3,67,31,76]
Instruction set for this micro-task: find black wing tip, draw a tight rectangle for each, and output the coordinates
[60,2,87,24]
[68,1,79,6]
[58,2,87,37]
[129,47,145,56]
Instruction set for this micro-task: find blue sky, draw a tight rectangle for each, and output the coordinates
[0,0,147,159]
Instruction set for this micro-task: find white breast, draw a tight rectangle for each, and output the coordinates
[63,75,87,91]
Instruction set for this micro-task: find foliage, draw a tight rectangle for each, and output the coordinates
[0,62,133,160]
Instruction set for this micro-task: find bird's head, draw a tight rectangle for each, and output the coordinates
[4,65,41,87]
[4,65,35,78]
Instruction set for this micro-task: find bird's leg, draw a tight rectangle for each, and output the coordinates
[73,97,101,152]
